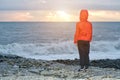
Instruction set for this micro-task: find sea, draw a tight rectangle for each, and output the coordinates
[0,22,120,60]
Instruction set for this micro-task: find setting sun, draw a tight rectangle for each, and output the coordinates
[56,11,71,20]
[45,10,73,22]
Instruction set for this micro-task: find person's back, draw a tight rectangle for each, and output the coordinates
[74,10,92,43]
[74,10,92,71]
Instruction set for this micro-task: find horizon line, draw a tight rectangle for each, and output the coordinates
[0,21,120,23]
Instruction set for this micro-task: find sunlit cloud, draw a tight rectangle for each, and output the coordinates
[41,0,47,4]
[89,10,120,21]
[12,12,33,21]
[46,11,74,22]
[0,10,120,22]
[0,11,33,21]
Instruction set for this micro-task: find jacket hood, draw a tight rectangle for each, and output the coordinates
[80,10,88,22]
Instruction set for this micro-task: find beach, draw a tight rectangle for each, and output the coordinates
[0,22,120,80]
[0,54,120,80]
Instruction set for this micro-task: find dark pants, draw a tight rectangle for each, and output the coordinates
[77,40,90,69]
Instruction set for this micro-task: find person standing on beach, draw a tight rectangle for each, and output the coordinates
[74,10,92,71]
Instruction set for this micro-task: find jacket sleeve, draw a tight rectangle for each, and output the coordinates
[88,23,92,42]
[74,23,79,44]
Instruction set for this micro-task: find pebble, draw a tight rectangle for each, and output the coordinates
[0,54,120,80]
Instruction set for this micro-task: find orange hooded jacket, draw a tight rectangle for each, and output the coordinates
[74,10,92,44]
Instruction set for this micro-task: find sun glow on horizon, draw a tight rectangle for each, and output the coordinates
[0,10,120,22]
[45,10,73,22]
[56,11,71,21]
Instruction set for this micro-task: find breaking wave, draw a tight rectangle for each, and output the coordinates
[0,40,120,60]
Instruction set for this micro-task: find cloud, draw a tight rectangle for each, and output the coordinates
[0,11,33,21]
[1,0,120,22]
[45,11,74,22]
[89,10,120,21]
[0,10,120,22]
[0,0,47,10]
[0,0,120,10]
[12,12,33,21]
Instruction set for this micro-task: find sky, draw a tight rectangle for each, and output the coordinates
[0,0,120,22]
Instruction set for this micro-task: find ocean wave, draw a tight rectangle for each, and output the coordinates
[0,40,120,60]
[0,41,77,56]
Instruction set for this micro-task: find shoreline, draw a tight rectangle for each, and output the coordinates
[0,54,120,80]
[53,58,120,69]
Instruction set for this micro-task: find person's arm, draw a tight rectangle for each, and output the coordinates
[74,23,79,44]
[88,23,92,42]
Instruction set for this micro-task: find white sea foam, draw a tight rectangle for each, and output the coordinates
[0,40,120,60]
